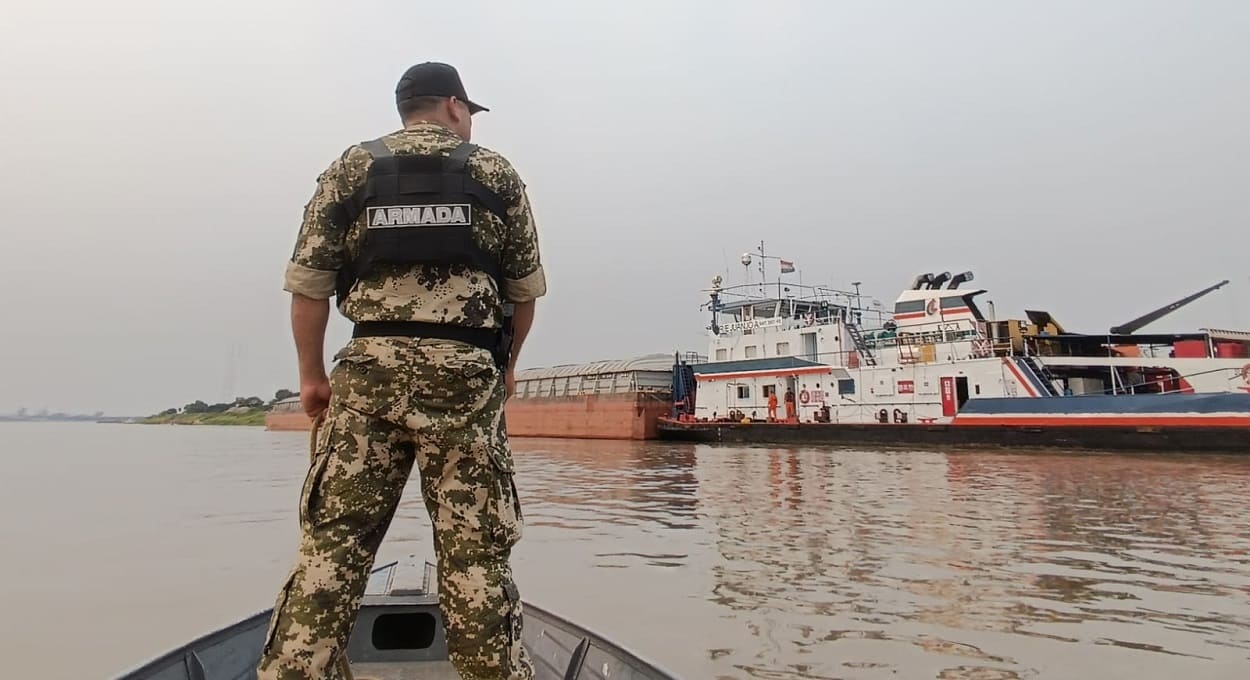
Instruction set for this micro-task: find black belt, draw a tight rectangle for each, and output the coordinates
[351,321,500,354]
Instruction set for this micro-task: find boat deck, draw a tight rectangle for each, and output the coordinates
[352,660,461,679]
[114,559,679,680]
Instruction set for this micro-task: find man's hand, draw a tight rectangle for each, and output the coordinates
[501,299,534,402]
[301,375,331,419]
[291,293,332,419]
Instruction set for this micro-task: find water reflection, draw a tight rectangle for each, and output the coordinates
[508,443,1250,679]
[511,437,700,532]
[8,424,1247,680]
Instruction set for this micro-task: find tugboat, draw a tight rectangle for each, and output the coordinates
[658,245,1250,453]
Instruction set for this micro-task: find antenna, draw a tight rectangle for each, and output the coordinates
[219,342,239,403]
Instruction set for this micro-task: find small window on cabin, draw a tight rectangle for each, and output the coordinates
[744,345,758,358]
[716,349,728,361]
[763,385,776,398]
[776,342,790,355]
[838,379,856,395]
[975,384,981,395]
[737,385,750,399]
[894,300,926,314]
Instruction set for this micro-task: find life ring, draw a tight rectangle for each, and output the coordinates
[926,298,939,316]
[799,389,810,404]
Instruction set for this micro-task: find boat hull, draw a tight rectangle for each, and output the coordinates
[264,393,670,440]
[113,560,679,680]
[656,418,1250,454]
[263,410,312,431]
[504,392,670,440]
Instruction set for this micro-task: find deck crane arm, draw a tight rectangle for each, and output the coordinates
[1108,279,1230,335]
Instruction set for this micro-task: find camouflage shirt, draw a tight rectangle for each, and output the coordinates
[283,122,547,329]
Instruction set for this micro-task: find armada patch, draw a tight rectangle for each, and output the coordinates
[367,204,471,228]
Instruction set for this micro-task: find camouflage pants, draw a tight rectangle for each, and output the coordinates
[257,337,533,680]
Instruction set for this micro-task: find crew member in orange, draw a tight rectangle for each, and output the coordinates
[784,388,796,421]
[767,390,779,421]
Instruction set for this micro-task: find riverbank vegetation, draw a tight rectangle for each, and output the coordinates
[140,390,297,426]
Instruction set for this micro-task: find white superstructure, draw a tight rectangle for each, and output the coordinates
[681,257,1250,425]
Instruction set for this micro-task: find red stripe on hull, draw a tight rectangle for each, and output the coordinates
[954,416,1250,428]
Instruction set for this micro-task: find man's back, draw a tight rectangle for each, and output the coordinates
[283,121,546,331]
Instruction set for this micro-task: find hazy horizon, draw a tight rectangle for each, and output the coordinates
[2,1,1247,416]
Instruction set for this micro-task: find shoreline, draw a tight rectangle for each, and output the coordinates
[139,410,266,426]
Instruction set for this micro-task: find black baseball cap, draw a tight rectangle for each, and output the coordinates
[395,62,488,114]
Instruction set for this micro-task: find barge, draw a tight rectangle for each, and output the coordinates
[265,354,682,440]
[263,396,310,431]
[507,353,676,439]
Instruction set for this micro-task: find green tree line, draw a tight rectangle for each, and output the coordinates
[156,389,298,416]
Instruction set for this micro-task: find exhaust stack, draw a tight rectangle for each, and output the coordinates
[947,271,975,289]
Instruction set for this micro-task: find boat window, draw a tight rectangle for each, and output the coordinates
[752,302,779,318]
[716,348,728,361]
[838,379,856,395]
[941,296,968,309]
[737,385,750,399]
[744,345,758,358]
[776,342,790,355]
[895,300,925,314]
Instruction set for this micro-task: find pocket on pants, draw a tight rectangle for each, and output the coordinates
[484,442,523,548]
[299,446,334,531]
[262,572,297,656]
[330,351,402,419]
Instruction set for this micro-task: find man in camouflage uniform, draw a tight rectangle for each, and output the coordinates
[258,62,545,680]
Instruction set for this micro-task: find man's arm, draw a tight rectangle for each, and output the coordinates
[291,293,332,418]
[476,149,547,398]
[508,299,536,370]
[281,146,366,416]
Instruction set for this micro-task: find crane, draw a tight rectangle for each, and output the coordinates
[1109,279,1230,335]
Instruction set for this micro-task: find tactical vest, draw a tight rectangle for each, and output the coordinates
[329,138,515,367]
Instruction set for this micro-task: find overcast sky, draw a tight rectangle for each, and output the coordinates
[2,1,1247,416]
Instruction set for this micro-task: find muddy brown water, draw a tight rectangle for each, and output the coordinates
[1,422,1247,679]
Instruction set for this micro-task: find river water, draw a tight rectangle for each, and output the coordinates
[1,422,1247,679]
